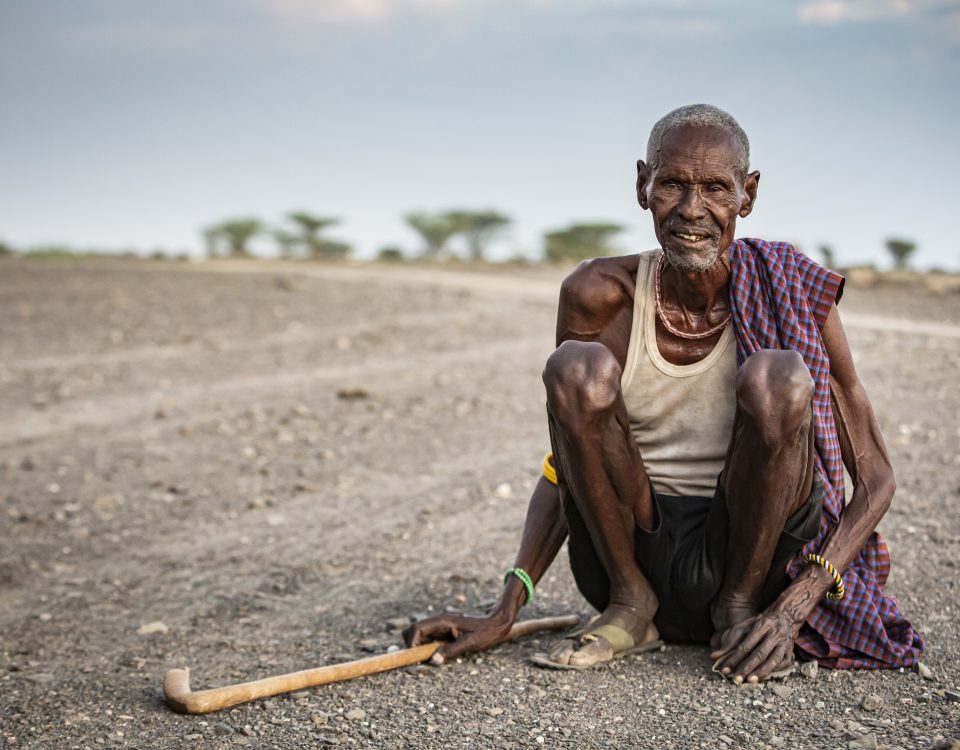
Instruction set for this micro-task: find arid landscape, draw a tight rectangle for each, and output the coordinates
[1,257,958,749]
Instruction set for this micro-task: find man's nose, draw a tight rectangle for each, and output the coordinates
[677,186,707,221]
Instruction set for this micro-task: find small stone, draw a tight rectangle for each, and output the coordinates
[917,662,935,680]
[312,713,329,726]
[386,617,410,631]
[137,621,168,635]
[719,735,734,745]
[359,639,379,652]
[336,387,368,400]
[799,660,819,679]
[486,707,504,717]
[770,685,793,699]
[830,719,846,731]
[860,694,883,711]
[848,732,878,749]
[944,690,960,702]
[493,483,513,499]
[386,645,400,653]
[345,708,366,722]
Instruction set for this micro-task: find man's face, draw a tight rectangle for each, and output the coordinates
[637,124,759,273]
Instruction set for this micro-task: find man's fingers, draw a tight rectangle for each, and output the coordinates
[404,617,462,647]
[709,622,750,661]
[730,637,777,684]
[744,644,790,683]
[713,623,769,676]
[436,630,488,663]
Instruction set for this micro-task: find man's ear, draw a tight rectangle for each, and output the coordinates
[739,170,760,217]
[636,159,651,210]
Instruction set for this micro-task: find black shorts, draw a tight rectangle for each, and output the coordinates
[565,476,823,644]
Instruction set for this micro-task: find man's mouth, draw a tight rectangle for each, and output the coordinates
[671,230,714,243]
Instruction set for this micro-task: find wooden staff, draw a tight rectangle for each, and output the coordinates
[164,614,580,714]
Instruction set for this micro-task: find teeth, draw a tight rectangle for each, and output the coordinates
[677,233,705,241]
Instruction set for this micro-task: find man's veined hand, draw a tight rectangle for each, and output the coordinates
[404,610,516,665]
[709,607,801,684]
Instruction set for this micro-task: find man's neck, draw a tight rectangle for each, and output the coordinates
[662,251,732,313]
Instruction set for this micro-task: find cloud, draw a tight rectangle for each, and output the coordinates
[796,0,945,25]
[253,0,485,25]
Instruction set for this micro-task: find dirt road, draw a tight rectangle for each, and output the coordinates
[1,258,957,749]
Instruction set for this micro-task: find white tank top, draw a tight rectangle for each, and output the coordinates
[620,251,737,497]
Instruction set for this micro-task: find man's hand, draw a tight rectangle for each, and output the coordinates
[403,610,515,665]
[709,607,801,684]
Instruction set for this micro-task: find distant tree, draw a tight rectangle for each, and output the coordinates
[404,212,463,258]
[378,245,405,262]
[543,222,625,263]
[446,210,511,261]
[0,239,13,255]
[885,237,916,270]
[204,218,262,257]
[286,212,350,258]
[273,229,301,258]
[819,244,836,268]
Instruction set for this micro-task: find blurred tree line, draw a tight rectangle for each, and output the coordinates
[202,209,624,263]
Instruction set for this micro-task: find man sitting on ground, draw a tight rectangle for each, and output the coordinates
[406,104,923,682]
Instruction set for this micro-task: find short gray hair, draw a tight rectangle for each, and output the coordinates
[646,104,750,173]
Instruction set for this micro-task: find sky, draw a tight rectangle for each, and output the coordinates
[1,0,959,268]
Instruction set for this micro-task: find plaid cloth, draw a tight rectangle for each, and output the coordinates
[729,238,924,669]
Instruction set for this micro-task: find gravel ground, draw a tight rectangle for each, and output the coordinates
[0,257,958,750]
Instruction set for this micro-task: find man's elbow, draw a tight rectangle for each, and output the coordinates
[872,467,896,515]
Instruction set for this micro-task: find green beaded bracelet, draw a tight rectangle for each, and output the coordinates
[503,567,535,605]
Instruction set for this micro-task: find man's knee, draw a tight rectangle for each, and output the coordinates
[736,350,813,446]
[543,341,622,429]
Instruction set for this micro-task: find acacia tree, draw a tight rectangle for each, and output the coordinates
[404,212,464,258]
[885,237,916,270]
[203,218,262,257]
[446,210,511,261]
[819,244,836,269]
[543,222,624,263]
[286,212,350,258]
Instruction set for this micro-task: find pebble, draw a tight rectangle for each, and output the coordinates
[770,685,793,699]
[345,709,366,722]
[944,690,960,702]
[136,621,168,635]
[848,732,878,749]
[917,661,935,680]
[486,707,504,717]
[386,617,410,631]
[860,694,883,711]
[799,660,819,679]
[493,483,513,499]
[359,639,379,652]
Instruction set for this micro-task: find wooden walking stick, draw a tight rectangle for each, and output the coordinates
[164,614,579,714]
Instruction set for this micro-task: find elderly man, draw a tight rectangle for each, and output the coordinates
[406,104,923,682]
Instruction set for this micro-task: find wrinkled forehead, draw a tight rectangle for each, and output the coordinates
[652,124,744,174]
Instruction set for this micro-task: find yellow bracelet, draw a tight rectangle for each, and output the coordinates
[803,553,846,601]
[542,452,558,486]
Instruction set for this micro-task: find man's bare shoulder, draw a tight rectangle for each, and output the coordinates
[555,253,657,345]
[559,254,645,316]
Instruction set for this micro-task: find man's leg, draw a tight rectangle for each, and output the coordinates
[711,350,816,635]
[542,340,660,666]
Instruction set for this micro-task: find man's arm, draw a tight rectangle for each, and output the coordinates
[771,304,896,614]
[405,478,568,663]
[405,258,636,662]
[712,304,897,681]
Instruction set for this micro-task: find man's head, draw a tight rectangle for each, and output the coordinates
[637,104,760,273]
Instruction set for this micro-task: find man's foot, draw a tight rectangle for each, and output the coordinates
[545,604,660,668]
